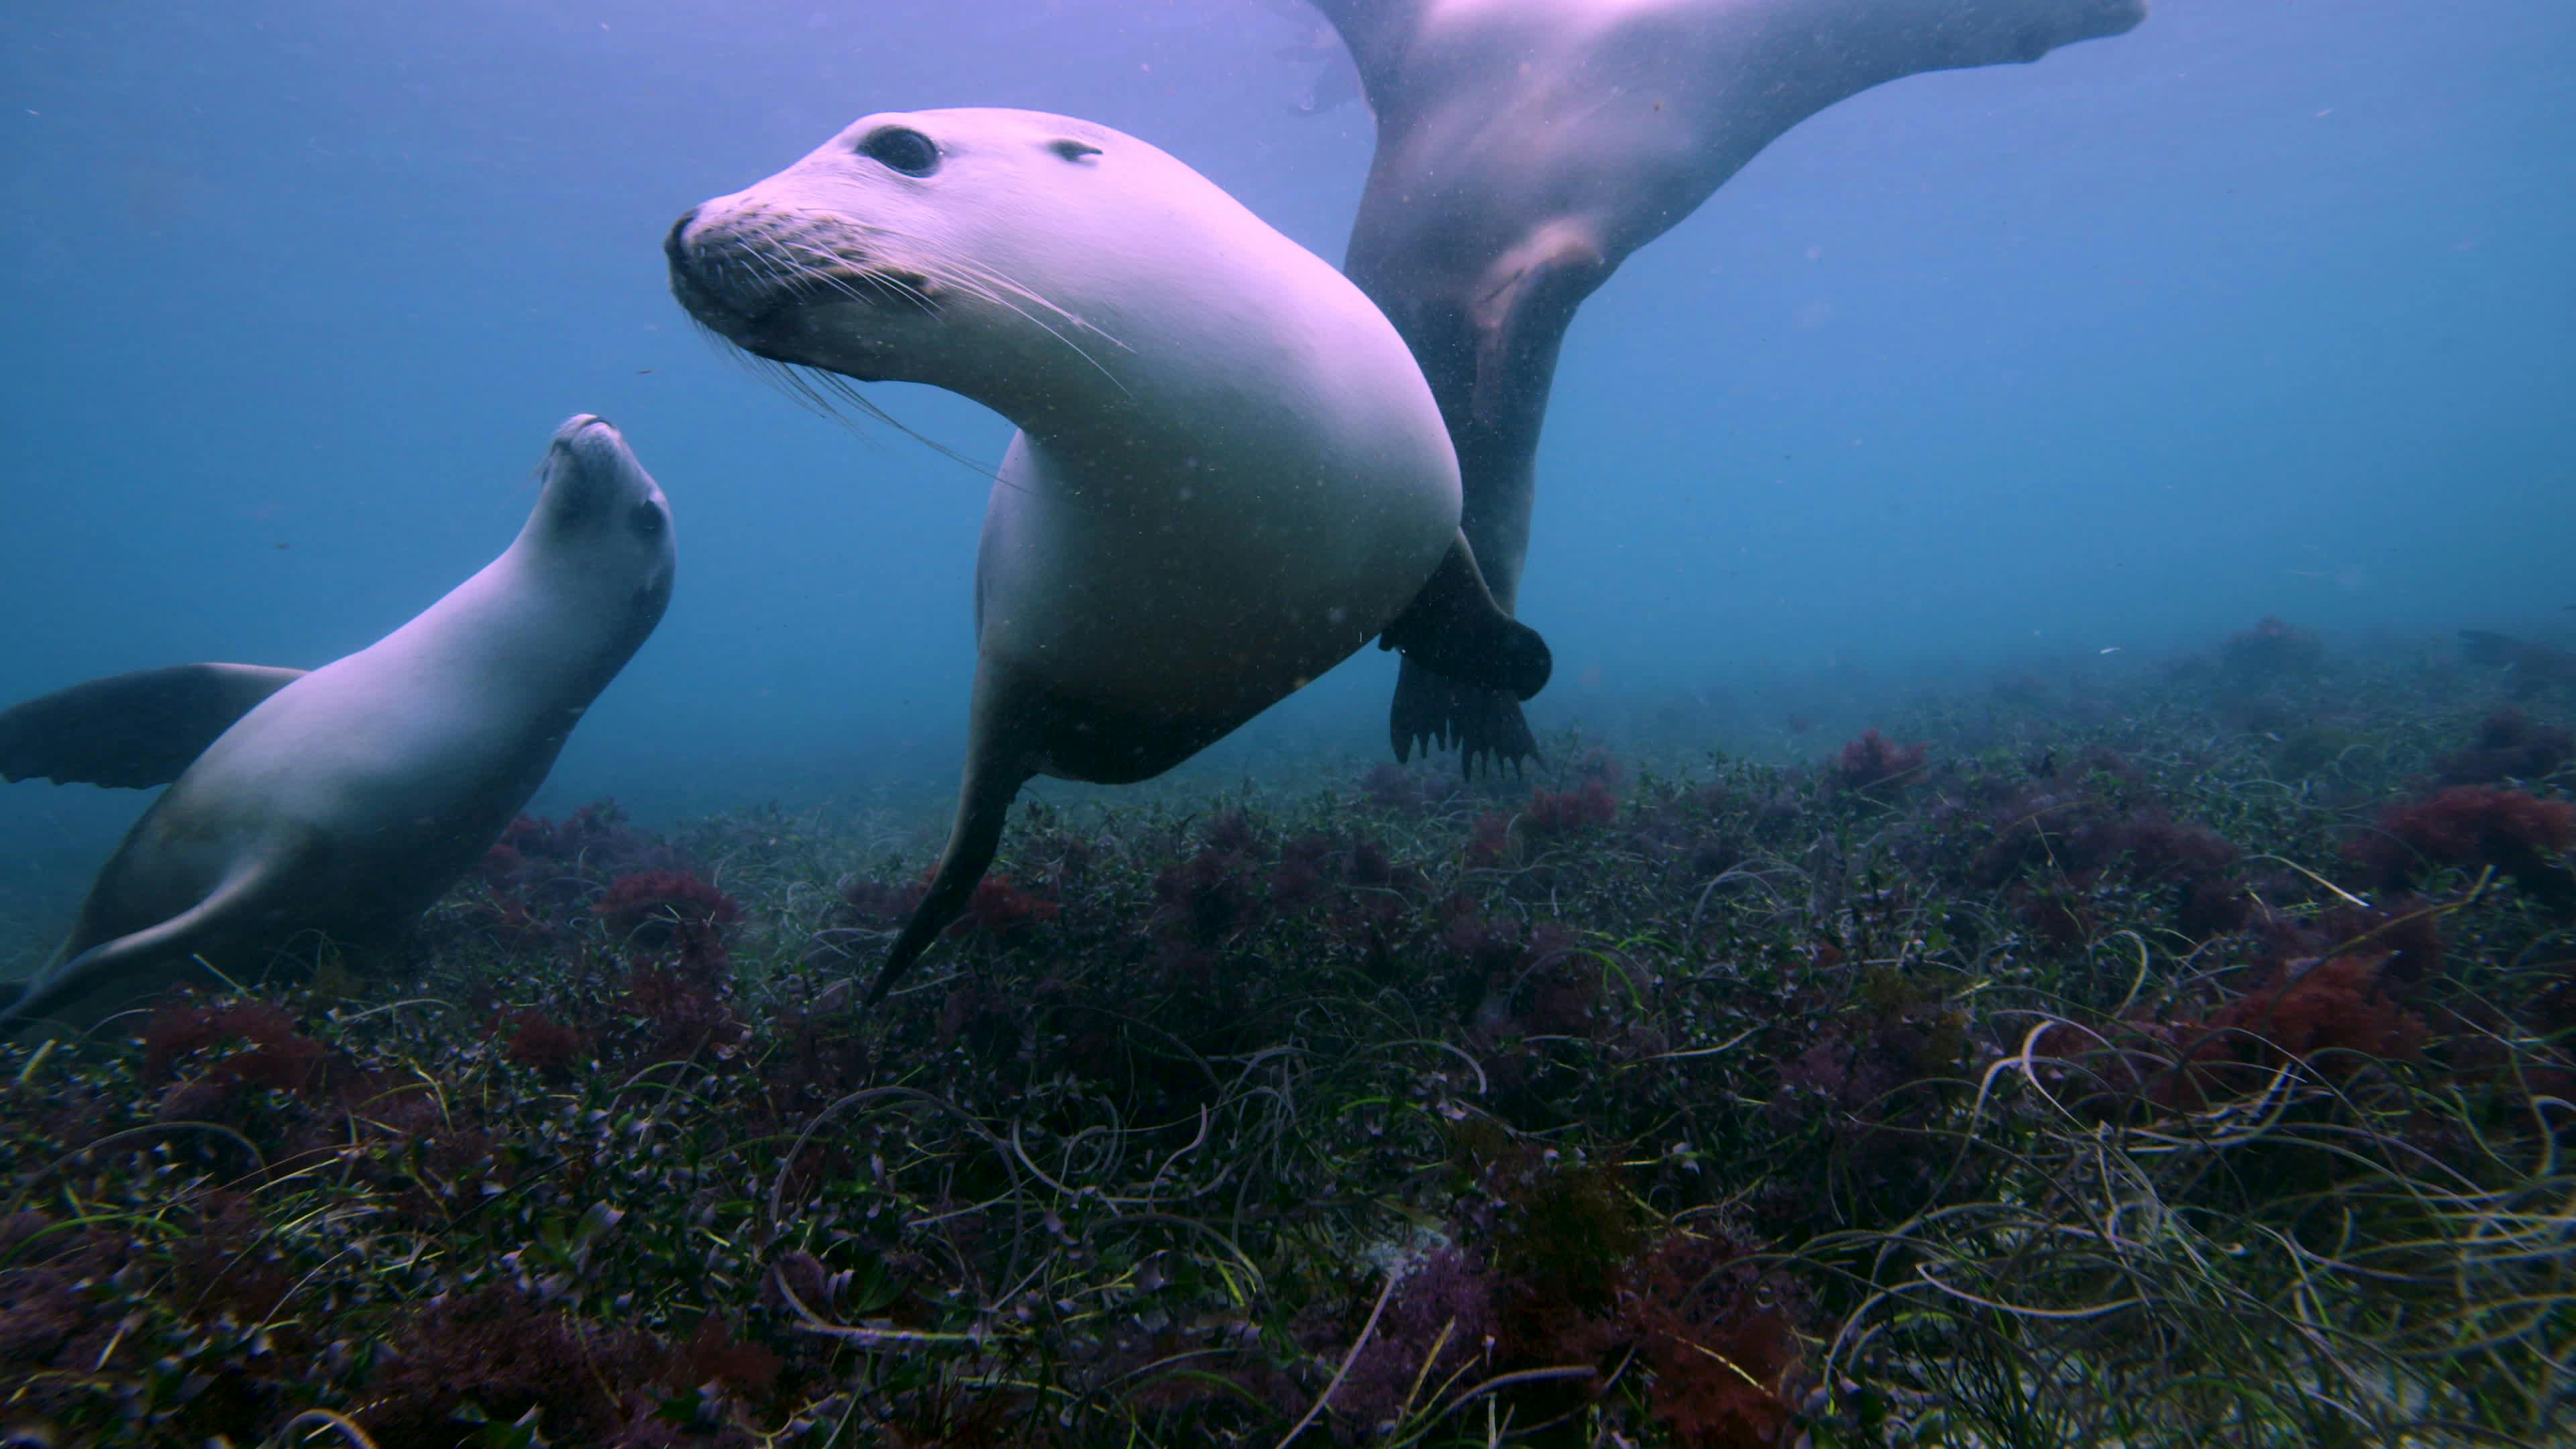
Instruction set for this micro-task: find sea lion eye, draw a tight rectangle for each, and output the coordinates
[859,127,940,177]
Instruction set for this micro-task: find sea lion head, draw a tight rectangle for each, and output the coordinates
[519,415,676,639]
[665,108,1250,415]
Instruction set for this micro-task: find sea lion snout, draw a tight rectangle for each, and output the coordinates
[667,191,949,384]
[663,206,698,260]
[664,203,788,340]
[667,201,883,349]
[663,205,745,334]
[549,414,641,483]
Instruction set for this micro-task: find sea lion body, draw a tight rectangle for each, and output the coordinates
[667,107,1545,991]
[1313,0,2150,766]
[0,417,675,1028]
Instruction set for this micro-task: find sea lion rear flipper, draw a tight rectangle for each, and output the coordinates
[1467,231,1608,432]
[1390,657,1540,779]
[1378,529,1552,701]
[0,663,307,788]
[867,744,1034,1006]
[1298,0,1428,101]
[2,857,285,1031]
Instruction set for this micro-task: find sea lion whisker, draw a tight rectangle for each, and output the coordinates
[743,350,862,427]
[847,220,1112,339]
[743,221,1127,384]
[730,345,891,437]
[713,335,1015,493]
[905,256,1133,399]
[736,247,814,309]
[773,242,940,317]
[686,316,863,431]
[826,223,1133,360]
[930,250,1133,355]
[797,368,1016,488]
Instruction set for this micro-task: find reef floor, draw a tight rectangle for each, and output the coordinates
[2,624,2570,1447]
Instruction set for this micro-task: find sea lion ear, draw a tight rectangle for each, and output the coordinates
[1050,139,1103,163]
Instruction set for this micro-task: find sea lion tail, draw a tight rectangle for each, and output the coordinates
[867,751,1031,1007]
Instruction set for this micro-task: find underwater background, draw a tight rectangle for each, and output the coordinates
[5,0,2570,922]
[5,3,2576,1444]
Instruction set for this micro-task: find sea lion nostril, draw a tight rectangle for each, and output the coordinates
[663,208,700,270]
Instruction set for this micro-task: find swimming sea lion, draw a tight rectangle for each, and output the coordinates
[1309,0,2149,769]
[663,107,1548,1000]
[0,415,676,1029]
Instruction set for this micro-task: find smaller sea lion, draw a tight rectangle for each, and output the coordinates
[0,416,676,1030]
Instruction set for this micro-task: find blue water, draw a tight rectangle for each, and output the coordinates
[3,0,2571,949]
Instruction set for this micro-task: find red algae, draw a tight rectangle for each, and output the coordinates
[139,999,327,1095]
[2202,953,2426,1070]
[594,869,743,946]
[2434,707,2573,786]
[1597,1230,1809,1449]
[1524,779,1619,837]
[1828,729,1929,792]
[2347,784,2575,896]
[500,1007,590,1074]
[968,871,1059,934]
[1464,810,1513,867]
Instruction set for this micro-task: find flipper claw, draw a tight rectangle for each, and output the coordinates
[1390,656,1541,778]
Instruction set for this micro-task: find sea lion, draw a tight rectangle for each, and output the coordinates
[1308,0,2149,769]
[664,107,1548,1000]
[0,415,676,1030]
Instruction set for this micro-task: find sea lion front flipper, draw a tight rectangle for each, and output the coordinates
[1389,658,1540,779]
[0,663,307,788]
[1379,529,1552,701]
[867,736,1034,1007]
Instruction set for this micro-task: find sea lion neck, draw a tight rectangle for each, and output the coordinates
[991,376,1261,506]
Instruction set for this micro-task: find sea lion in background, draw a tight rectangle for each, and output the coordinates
[0,416,676,1030]
[665,107,1548,1002]
[1308,0,2149,770]
[1250,0,1367,115]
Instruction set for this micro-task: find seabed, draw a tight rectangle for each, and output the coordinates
[1,621,2569,1448]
